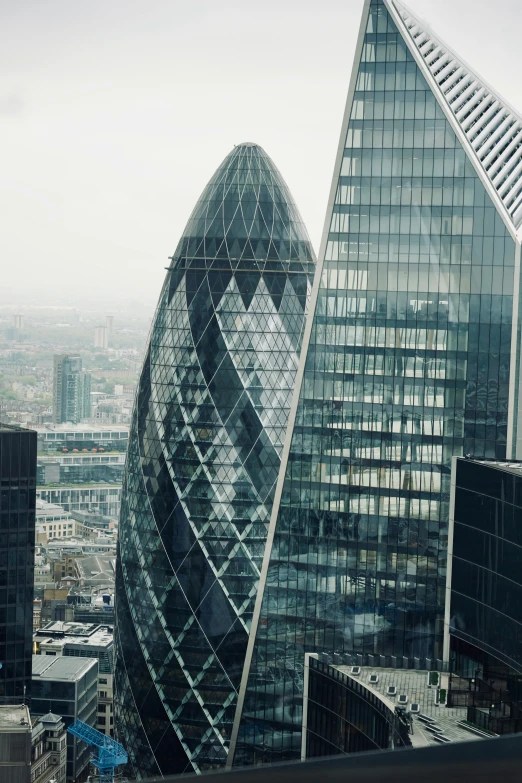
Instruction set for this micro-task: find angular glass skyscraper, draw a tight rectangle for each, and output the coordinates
[114,143,316,776]
[228,0,522,768]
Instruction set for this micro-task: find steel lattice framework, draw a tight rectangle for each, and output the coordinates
[114,143,316,777]
[68,720,127,783]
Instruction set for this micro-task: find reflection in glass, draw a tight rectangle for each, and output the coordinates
[114,143,315,777]
[232,0,517,767]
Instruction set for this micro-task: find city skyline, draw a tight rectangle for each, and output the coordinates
[2,1,522,780]
[2,0,522,307]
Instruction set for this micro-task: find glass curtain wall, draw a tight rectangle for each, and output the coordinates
[0,425,36,707]
[452,458,522,674]
[232,0,517,767]
[114,143,315,777]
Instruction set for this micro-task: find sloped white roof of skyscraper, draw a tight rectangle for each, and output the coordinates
[388,0,522,234]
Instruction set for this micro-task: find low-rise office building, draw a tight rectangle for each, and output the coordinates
[37,452,125,487]
[31,712,67,783]
[34,622,114,737]
[36,499,86,543]
[302,655,481,761]
[0,704,32,783]
[36,426,128,455]
[32,656,98,783]
[45,537,117,558]
[36,485,121,518]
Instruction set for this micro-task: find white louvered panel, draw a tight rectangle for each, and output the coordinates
[476,115,515,157]
[440,66,464,93]
[429,52,448,73]
[508,187,522,217]
[471,111,505,150]
[456,88,487,124]
[425,45,443,67]
[431,53,452,75]
[445,74,472,103]
[482,125,522,171]
[513,205,522,228]
[449,80,480,113]
[419,39,434,56]
[462,98,498,135]
[497,159,522,198]
[468,103,502,143]
[436,60,458,85]
[491,138,522,185]
[392,0,522,231]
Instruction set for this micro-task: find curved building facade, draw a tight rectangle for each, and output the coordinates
[114,143,316,776]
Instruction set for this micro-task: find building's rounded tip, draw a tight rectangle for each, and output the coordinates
[236,142,258,148]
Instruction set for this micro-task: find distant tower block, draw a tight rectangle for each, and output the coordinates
[106,315,114,334]
[94,326,109,350]
[13,314,23,330]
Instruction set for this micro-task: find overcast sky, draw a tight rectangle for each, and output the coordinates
[2,0,521,309]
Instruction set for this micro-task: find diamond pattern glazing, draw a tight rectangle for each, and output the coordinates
[114,143,316,777]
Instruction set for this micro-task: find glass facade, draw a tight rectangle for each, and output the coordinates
[451,458,522,674]
[231,0,519,767]
[32,656,98,781]
[114,144,315,776]
[0,424,36,706]
[305,657,410,758]
[52,355,91,424]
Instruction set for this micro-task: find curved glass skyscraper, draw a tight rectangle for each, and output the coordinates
[114,143,316,776]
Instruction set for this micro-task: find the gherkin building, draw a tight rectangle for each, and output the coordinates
[114,143,316,777]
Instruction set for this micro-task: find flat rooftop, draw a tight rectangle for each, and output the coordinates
[460,457,522,476]
[76,555,116,582]
[332,665,482,747]
[37,424,129,434]
[0,422,35,433]
[44,537,116,550]
[36,499,72,516]
[32,654,97,681]
[35,621,114,649]
[0,704,31,731]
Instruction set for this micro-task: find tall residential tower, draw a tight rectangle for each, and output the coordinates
[52,355,91,424]
[228,0,522,767]
[114,143,316,776]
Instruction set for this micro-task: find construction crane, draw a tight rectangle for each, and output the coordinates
[67,720,128,783]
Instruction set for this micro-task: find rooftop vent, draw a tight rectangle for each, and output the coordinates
[387,686,397,697]
[410,703,420,714]
[369,674,379,684]
[350,666,361,676]
[398,694,408,706]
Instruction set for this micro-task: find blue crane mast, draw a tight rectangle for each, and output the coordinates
[67,720,128,783]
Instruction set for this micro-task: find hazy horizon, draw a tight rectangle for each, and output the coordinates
[2,0,522,309]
